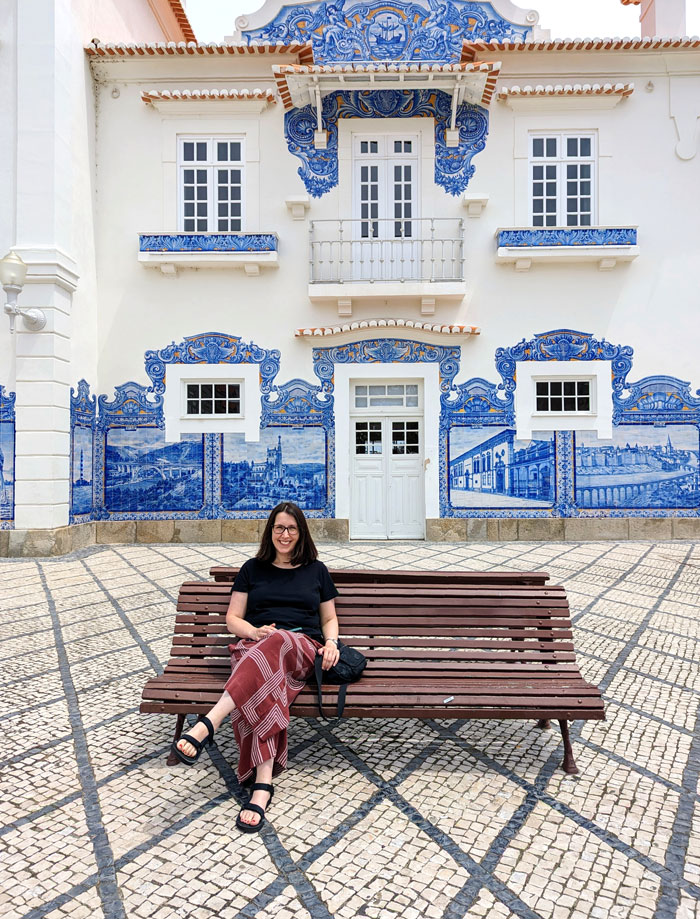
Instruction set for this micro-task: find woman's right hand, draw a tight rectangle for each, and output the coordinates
[251,623,276,641]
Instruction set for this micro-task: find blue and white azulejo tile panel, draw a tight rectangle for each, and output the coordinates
[0,387,16,528]
[448,427,555,510]
[575,425,700,511]
[221,427,328,512]
[104,429,205,514]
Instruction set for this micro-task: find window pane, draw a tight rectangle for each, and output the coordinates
[201,384,212,398]
[187,400,198,414]
[214,401,226,414]
[201,400,213,414]
[545,137,556,156]
[228,400,240,413]
[536,382,548,395]
[579,381,590,395]
[564,397,576,411]
[368,386,385,396]
[387,385,403,395]
[536,397,548,411]
[532,137,544,157]
[551,397,562,411]
[355,385,367,395]
[567,137,578,156]
[183,142,194,161]
[580,138,591,157]
[578,397,590,411]
[187,384,198,398]
[217,142,227,161]
[196,142,207,160]
[551,382,562,396]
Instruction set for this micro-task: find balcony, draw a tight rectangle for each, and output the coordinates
[308,218,467,315]
[496,227,639,271]
[137,233,279,276]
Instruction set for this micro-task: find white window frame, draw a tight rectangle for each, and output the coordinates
[163,364,261,443]
[182,380,243,420]
[533,377,596,417]
[177,135,245,233]
[352,134,421,235]
[528,132,596,227]
[352,381,422,414]
[515,360,612,441]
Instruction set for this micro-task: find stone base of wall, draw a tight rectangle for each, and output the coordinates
[3,516,700,557]
[0,518,351,557]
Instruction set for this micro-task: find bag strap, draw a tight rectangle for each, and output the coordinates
[313,655,347,719]
[314,655,329,720]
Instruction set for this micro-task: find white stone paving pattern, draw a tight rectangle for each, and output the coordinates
[1,539,699,919]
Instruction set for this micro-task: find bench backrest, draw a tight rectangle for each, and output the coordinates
[170,581,577,679]
[209,566,549,585]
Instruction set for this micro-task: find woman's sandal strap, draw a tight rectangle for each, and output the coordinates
[241,803,266,819]
[198,715,215,745]
[179,732,204,752]
[250,783,273,795]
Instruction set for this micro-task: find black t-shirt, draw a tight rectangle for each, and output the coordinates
[231,558,339,643]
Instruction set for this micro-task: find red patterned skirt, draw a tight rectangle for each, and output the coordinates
[225,630,322,783]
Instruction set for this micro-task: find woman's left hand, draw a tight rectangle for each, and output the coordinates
[319,641,340,671]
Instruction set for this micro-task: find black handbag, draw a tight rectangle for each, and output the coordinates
[313,639,367,719]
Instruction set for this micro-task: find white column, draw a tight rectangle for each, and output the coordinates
[12,0,78,531]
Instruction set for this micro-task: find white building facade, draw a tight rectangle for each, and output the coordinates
[2,0,700,554]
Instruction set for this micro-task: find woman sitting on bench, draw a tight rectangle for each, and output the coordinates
[172,501,341,833]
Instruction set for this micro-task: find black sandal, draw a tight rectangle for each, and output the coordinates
[236,783,274,834]
[171,715,215,765]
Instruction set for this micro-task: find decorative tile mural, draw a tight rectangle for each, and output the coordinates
[53,331,700,528]
[221,427,328,511]
[241,0,532,63]
[0,387,15,528]
[105,429,205,513]
[449,427,555,509]
[575,425,700,510]
[70,380,96,522]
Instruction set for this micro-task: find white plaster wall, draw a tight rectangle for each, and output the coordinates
[91,48,700,406]
[0,0,18,392]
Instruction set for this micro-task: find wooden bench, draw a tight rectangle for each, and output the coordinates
[141,575,604,774]
[209,566,551,586]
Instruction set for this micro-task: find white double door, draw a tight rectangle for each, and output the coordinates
[350,415,425,539]
[352,134,420,281]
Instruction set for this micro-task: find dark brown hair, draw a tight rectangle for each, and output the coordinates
[256,501,318,566]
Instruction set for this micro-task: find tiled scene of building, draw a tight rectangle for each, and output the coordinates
[2,538,699,919]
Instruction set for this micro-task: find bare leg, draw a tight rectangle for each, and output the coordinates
[175,690,236,759]
[238,757,274,828]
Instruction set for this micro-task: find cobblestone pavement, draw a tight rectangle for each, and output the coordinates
[1,540,699,919]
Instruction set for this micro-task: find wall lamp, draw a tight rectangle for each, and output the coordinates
[0,251,47,333]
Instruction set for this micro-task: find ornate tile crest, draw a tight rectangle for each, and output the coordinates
[0,386,16,528]
[494,329,635,402]
[313,337,461,393]
[144,333,281,396]
[285,88,489,197]
[242,0,531,63]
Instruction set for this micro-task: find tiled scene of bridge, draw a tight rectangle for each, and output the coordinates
[1,539,699,919]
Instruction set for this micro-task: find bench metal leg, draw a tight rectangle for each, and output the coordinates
[536,719,551,730]
[166,714,185,766]
[558,719,579,774]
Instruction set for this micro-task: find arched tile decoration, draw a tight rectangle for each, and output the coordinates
[285,88,489,197]
[241,0,532,63]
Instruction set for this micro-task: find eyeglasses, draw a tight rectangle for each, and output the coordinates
[272,525,299,536]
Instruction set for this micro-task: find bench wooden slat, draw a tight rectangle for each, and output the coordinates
[209,566,551,585]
